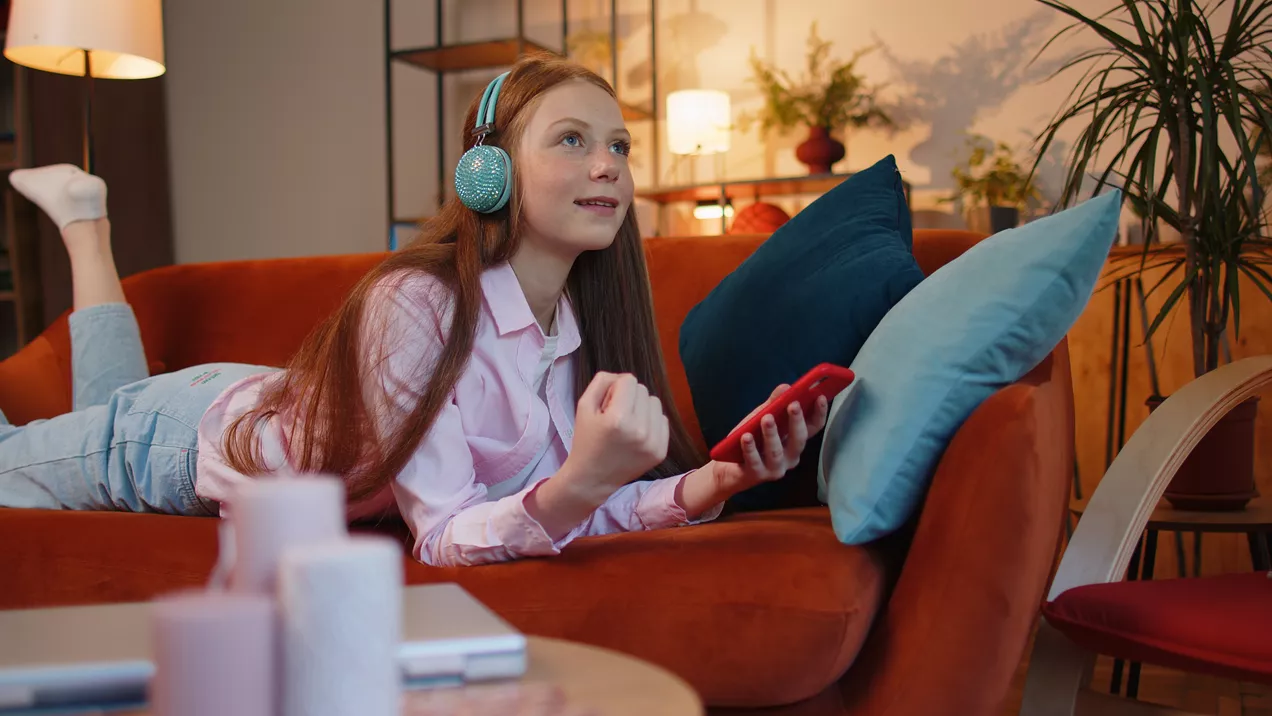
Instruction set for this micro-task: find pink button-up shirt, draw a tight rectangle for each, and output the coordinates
[195,262,720,566]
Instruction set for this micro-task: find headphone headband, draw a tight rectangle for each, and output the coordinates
[455,71,514,213]
[473,71,509,138]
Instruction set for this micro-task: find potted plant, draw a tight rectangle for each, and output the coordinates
[1030,0,1272,510]
[739,22,895,175]
[566,30,619,80]
[946,135,1043,233]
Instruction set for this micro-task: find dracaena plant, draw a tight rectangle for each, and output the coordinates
[1030,0,1272,378]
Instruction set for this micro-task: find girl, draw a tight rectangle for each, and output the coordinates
[0,55,829,567]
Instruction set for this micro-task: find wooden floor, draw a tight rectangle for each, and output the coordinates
[1002,646,1272,715]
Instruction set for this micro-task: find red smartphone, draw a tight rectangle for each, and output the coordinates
[709,363,856,464]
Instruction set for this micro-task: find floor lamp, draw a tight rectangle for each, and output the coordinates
[3,0,166,174]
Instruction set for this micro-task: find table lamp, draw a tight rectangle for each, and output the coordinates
[3,0,166,173]
[666,89,731,156]
[666,89,731,222]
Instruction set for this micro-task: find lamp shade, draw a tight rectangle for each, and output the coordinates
[4,0,165,79]
[666,89,730,155]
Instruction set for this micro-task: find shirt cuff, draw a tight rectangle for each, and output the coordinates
[639,470,724,528]
[513,479,574,552]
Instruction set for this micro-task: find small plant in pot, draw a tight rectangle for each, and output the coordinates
[1031,0,1272,510]
[739,22,896,175]
[945,135,1042,234]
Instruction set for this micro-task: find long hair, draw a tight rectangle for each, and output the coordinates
[223,53,704,505]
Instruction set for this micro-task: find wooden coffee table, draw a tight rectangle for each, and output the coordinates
[113,636,702,716]
[403,636,703,715]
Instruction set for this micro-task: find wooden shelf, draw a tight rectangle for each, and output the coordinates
[620,102,651,122]
[0,291,15,302]
[638,173,857,205]
[392,38,650,121]
[393,38,556,72]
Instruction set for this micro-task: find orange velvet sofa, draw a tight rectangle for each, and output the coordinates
[0,229,1073,715]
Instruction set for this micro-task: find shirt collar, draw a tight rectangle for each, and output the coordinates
[480,262,582,355]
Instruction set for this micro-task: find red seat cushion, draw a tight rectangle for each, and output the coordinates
[1043,571,1272,684]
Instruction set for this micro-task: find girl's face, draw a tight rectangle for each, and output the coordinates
[516,79,634,259]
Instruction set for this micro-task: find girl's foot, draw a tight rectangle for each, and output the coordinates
[11,165,123,310]
[9,164,107,231]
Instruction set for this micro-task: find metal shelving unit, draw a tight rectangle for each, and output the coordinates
[383,0,660,246]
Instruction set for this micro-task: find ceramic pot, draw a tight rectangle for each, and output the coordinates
[989,206,1020,233]
[1146,395,1260,511]
[795,126,845,175]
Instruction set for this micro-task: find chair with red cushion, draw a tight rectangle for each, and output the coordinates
[1022,355,1272,716]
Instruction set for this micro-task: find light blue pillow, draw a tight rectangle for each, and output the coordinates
[817,190,1122,545]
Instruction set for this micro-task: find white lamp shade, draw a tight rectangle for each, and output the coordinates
[666,89,731,155]
[4,0,165,79]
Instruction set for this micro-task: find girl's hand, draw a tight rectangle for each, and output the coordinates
[711,384,831,493]
[559,372,669,503]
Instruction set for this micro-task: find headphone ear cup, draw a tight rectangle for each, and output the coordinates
[455,145,513,213]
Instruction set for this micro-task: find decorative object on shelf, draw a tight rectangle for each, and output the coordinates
[666,89,731,156]
[3,0,166,173]
[1032,0,1272,510]
[728,201,790,234]
[794,127,846,178]
[739,22,895,175]
[944,134,1041,234]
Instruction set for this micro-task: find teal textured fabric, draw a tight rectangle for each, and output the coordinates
[679,155,923,512]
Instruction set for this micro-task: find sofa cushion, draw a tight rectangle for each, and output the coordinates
[818,190,1122,545]
[0,507,884,709]
[677,155,923,512]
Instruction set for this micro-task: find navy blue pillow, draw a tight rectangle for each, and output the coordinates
[678,154,924,512]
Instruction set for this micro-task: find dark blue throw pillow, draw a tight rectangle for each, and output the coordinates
[678,154,924,512]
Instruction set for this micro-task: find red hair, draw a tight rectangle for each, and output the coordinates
[223,53,703,504]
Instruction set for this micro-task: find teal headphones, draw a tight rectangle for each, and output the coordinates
[455,71,513,213]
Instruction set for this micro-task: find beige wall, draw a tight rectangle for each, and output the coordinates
[164,0,388,264]
[163,0,1139,259]
[390,0,1122,234]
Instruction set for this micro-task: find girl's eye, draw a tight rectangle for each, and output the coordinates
[610,140,631,156]
[562,133,582,148]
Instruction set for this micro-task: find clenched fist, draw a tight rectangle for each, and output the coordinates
[559,371,669,502]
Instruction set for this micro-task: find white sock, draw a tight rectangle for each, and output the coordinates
[9,164,108,230]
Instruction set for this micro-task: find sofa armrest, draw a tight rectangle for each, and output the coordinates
[836,343,1076,716]
[0,329,73,425]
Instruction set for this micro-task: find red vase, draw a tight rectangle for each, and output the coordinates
[795,126,845,175]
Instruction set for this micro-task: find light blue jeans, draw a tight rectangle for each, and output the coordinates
[0,303,277,515]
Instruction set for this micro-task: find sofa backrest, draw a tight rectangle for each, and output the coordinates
[0,229,989,428]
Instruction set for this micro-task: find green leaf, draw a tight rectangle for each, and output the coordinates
[1228,258,1242,341]
[1145,258,1186,298]
[1145,262,1196,342]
